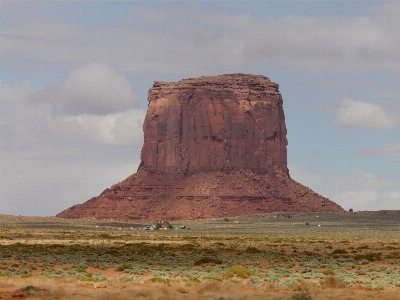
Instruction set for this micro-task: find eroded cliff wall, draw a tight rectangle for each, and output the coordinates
[57,74,344,220]
[140,74,288,175]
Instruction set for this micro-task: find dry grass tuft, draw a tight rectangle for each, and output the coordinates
[196,280,225,295]
[320,276,347,289]
[223,265,255,279]
[0,277,14,288]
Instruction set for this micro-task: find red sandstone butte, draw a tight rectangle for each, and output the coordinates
[57,74,344,220]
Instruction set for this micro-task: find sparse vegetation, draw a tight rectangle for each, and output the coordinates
[223,265,255,278]
[0,212,399,299]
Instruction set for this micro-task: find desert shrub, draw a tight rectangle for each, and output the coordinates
[247,276,262,286]
[16,286,48,297]
[118,276,132,282]
[321,276,346,288]
[357,245,369,249]
[286,261,296,268]
[150,277,169,284]
[194,257,222,266]
[124,268,143,275]
[287,290,313,300]
[223,265,255,278]
[104,249,119,255]
[303,251,317,256]
[75,263,88,270]
[201,276,222,282]
[214,242,225,246]
[322,269,335,276]
[177,244,196,251]
[115,263,133,271]
[283,277,300,287]
[76,267,88,273]
[372,284,385,290]
[331,249,347,254]
[243,246,262,254]
[264,273,280,283]
[93,271,106,281]
[354,253,381,261]
[231,277,243,283]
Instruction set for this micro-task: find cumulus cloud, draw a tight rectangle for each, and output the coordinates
[358,143,400,157]
[290,166,400,211]
[16,63,146,146]
[1,75,145,148]
[327,171,400,210]
[335,98,397,131]
[1,78,145,216]
[50,109,145,146]
[31,63,141,115]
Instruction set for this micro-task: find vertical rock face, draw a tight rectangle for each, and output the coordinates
[140,74,288,175]
[57,74,344,220]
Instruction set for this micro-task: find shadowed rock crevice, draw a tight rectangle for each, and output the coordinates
[57,74,344,220]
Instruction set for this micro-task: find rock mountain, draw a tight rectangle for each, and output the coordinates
[57,74,344,220]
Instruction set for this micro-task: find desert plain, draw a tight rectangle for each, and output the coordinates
[0,212,399,300]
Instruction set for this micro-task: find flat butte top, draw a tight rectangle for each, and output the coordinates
[150,73,280,96]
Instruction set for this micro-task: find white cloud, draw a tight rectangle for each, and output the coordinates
[2,2,400,77]
[327,171,400,210]
[51,109,145,146]
[340,189,381,210]
[330,171,400,191]
[0,80,33,106]
[288,164,324,187]
[31,63,141,115]
[335,98,397,131]
[359,143,400,157]
[1,78,145,216]
[1,77,145,148]
[1,148,141,216]
[291,166,400,211]
[382,190,400,209]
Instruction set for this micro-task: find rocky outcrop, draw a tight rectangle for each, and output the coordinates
[140,74,287,175]
[57,74,344,220]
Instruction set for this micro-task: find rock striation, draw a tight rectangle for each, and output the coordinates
[57,74,344,220]
[140,74,288,175]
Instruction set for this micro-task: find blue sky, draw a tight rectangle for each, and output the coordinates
[1,1,399,216]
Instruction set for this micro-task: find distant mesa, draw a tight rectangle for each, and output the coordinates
[57,74,345,220]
